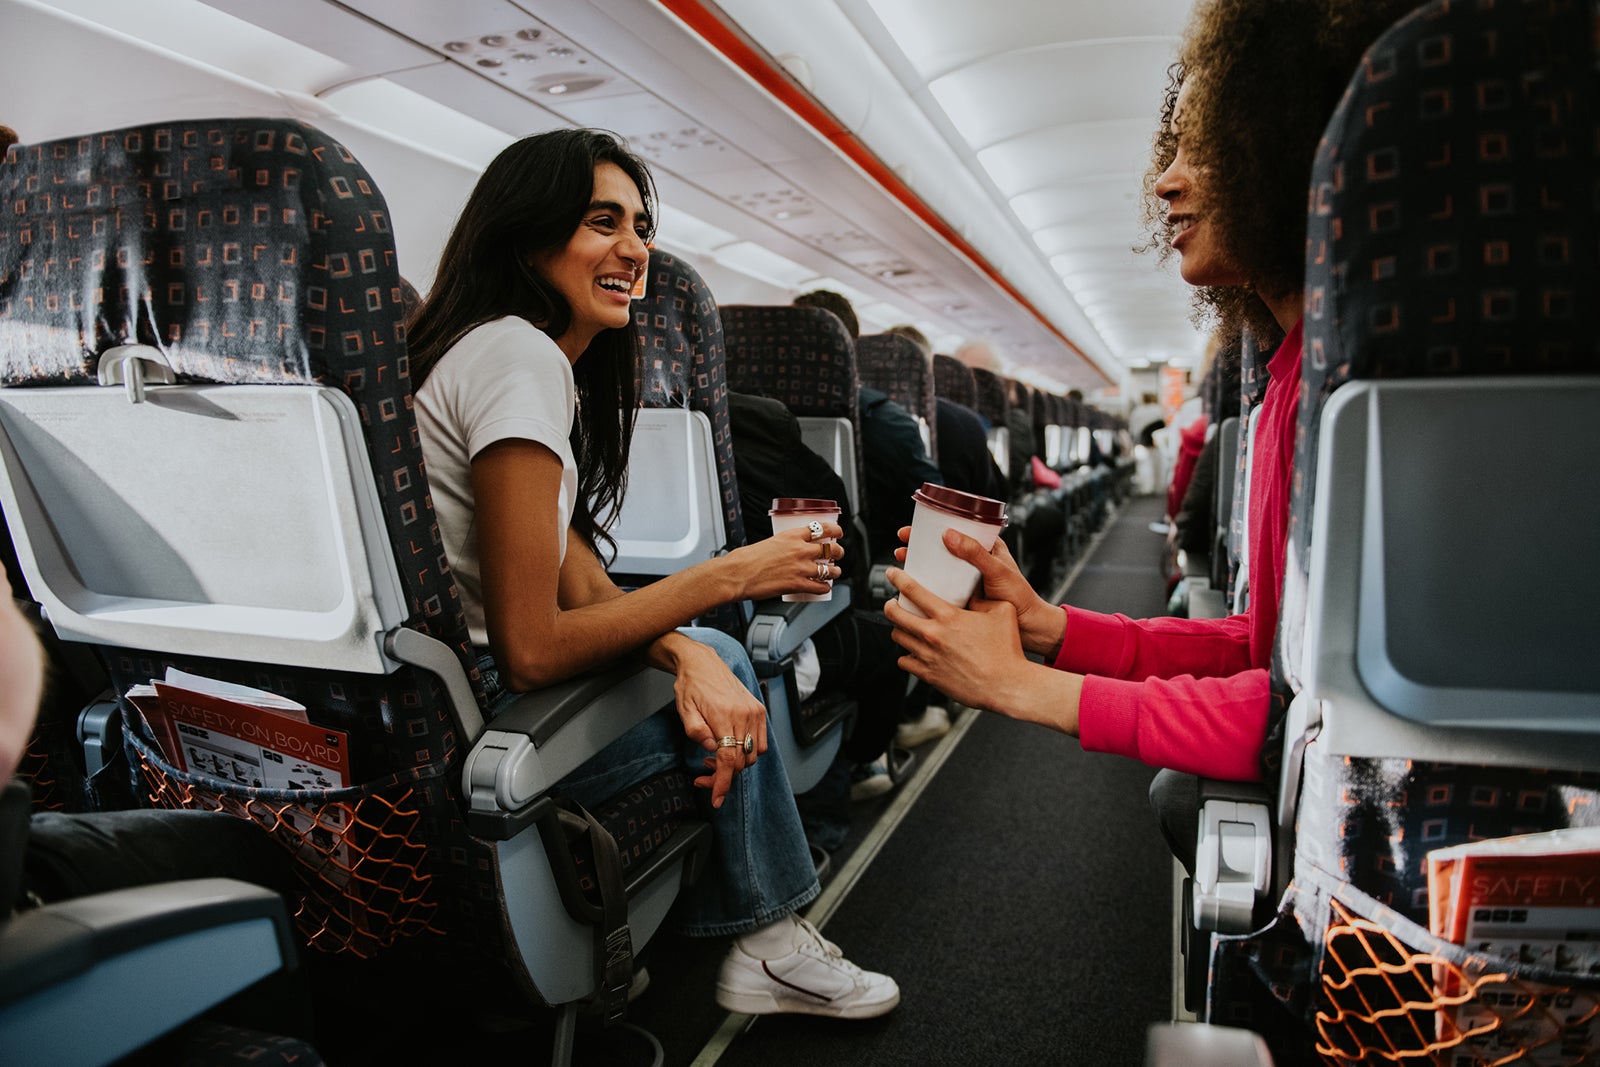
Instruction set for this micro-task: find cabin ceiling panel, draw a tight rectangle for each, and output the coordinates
[928,40,1177,151]
[202,0,438,79]
[550,92,747,176]
[384,62,569,140]
[335,0,528,49]
[977,119,1154,197]
[860,0,1195,80]
[1010,179,1137,232]
[1031,221,1146,259]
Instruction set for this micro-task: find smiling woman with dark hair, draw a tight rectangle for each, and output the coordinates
[410,128,897,1019]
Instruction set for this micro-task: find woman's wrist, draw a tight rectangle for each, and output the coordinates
[1000,661,1082,736]
[702,551,747,606]
[649,629,704,674]
[1021,601,1067,659]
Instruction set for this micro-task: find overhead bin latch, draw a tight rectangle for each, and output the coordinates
[97,344,177,404]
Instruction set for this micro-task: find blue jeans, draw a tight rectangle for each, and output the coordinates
[479,627,819,937]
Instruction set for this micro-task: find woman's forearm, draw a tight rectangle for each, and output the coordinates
[500,554,742,689]
[993,659,1084,736]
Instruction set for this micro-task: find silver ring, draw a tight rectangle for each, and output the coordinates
[815,560,831,581]
[717,735,740,749]
[806,520,825,541]
[743,733,755,756]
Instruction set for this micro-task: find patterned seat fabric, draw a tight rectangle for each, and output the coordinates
[0,119,506,965]
[931,353,976,409]
[1224,329,1276,602]
[968,367,1009,429]
[718,304,864,492]
[1283,0,1599,919]
[634,250,745,551]
[856,332,938,462]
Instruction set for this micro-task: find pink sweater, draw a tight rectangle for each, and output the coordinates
[1059,324,1302,781]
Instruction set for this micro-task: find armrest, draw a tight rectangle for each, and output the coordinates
[0,878,295,1002]
[746,585,852,668]
[1145,1023,1274,1067]
[0,878,296,1065]
[1188,587,1227,620]
[1192,781,1273,935]
[462,663,677,839]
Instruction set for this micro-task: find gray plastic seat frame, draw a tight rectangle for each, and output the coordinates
[0,371,698,1014]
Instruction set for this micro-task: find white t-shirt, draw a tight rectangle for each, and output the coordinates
[415,317,578,646]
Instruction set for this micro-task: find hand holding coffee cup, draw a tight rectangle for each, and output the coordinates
[896,484,1009,618]
[769,498,841,602]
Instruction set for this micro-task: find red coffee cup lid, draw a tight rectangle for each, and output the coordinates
[911,483,1008,526]
[769,497,839,515]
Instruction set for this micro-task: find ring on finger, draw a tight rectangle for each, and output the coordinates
[818,541,831,561]
[815,560,831,581]
[806,520,825,542]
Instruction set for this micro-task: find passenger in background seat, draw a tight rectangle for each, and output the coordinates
[790,297,954,754]
[955,339,1034,498]
[792,290,942,561]
[1170,335,1242,568]
[888,325,1006,502]
[408,130,897,1020]
[727,389,930,819]
[884,0,1421,784]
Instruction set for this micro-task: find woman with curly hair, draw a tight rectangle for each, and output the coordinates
[884,0,1421,781]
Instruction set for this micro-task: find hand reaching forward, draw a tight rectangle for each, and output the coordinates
[892,525,1064,658]
[883,565,1084,737]
[882,565,1031,713]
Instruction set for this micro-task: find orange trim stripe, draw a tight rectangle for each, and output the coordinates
[659,0,1111,386]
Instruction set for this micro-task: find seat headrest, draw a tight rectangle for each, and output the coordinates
[0,118,405,388]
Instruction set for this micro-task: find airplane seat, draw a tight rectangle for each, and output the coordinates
[1201,414,1240,608]
[855,332,939,469]
[0,117,713,1066]
[854,331,939,603]
[1005,375,1067,589]
[719,305,866,523]
[968,367,1012,485]
[395,275,423,321]
[1060,397,1094,554]
[1037,391,1079,583]
[628,260,851,794]
[931,352,977,410]
[1187,4,1600,1060]
[1222,330,1274,610]
[0,515,110,814]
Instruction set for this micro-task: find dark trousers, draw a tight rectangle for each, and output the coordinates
[22,807,296,905]
[811,609,925,764]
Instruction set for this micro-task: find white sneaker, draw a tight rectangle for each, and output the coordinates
[716,917,900,1019]
[895,703,951,749]
[849,759,894,802]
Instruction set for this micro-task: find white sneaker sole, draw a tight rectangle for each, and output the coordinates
[715,983,900,1019]
[895,722,950,748]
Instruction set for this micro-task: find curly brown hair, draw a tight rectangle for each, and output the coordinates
[1140,0,1425,338]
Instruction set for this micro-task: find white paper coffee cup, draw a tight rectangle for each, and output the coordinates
[898,483,1009,617]
[769,497,840,602]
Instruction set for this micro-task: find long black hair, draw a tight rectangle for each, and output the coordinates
[408,129,657,560]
